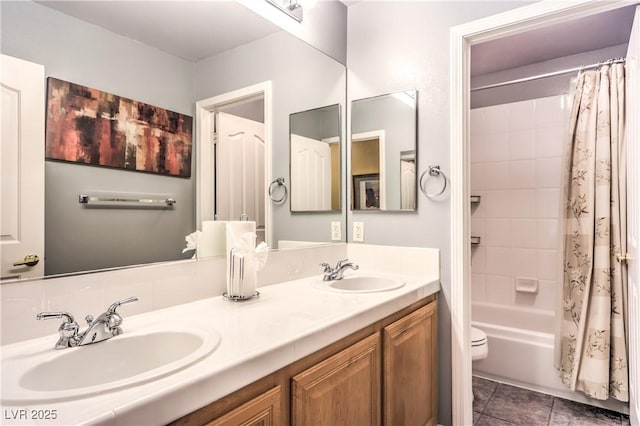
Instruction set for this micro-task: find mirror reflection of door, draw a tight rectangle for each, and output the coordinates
[289,104,341,212]
[1,55,45,280]
[400,151,416,210]
[215,107,265,243]
[290,135,333,211]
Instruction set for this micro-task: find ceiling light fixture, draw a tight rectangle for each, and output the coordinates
[288,0,302,11]
[266,0,305,22]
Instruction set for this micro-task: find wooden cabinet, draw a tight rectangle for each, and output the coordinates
[172,296,437,426]
[206,386,281,426]
[383,302,438,426]
[291,333,381,426]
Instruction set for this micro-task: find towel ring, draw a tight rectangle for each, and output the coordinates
[419,165,447,199]
[268,177,288,203]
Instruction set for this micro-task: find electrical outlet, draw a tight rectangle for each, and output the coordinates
[331,221,341,241]
[353,222,364,242]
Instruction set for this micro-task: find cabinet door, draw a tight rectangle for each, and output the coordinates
[206,386,281,426]
[383,301,437,426]
[292,333,381,426]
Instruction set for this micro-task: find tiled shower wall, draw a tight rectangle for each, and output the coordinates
[470,95,570,327]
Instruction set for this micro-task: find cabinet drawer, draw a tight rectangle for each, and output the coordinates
[206,386,282,426]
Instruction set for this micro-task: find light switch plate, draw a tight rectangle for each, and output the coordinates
[353,222,364,242]
[331,221,341,241]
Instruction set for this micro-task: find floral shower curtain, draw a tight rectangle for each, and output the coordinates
[558,62,629,402]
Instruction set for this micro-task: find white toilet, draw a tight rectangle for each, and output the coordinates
[471,326,489,361]
[471,326,489,401]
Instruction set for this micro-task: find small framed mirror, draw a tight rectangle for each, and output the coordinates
[350,90,417,211]
[289,104,342,212]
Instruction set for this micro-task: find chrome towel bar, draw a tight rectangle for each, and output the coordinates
[79,194,176,207]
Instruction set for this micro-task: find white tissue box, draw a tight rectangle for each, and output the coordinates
[198,220,227,258]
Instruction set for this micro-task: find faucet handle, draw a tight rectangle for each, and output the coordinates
[37,311,75,323]
[107,296,139,314]
[320,262,332,273]
[36,312,79,349]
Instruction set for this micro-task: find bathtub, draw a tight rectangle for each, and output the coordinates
[472,302,629,414]
[472,302,558,388]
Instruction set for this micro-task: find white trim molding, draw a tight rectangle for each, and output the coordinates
[450,1,638,424]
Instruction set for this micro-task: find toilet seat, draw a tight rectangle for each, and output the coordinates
[471,327,488,361]
[471,327,487,346]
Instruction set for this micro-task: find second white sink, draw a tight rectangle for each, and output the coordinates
[2,323,221,404]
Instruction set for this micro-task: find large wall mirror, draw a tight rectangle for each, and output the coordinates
[290,104,341,212]
[350,90,417,211]
[0,1,346,282]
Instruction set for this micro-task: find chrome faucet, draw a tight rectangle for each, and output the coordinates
[320,259,359,281]
[37,296,138,349]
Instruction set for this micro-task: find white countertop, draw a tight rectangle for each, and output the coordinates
[0,271,439,425]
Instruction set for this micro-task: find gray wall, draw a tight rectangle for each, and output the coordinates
[1,1,195,275]
[194,30,346,248]
[297,0,348,65]
[290,105,341,141]
[346,2,533,424]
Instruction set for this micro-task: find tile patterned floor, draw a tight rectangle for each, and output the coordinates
[473,377,631,426]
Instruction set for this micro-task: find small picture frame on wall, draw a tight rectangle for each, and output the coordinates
[353,174,380,210]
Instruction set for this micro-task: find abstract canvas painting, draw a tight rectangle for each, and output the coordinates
[45,77,192,177]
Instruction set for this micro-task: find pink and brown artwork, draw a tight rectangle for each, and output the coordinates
[45,77,192,178]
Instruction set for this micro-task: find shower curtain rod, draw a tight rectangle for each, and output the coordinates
[470,58,626,92]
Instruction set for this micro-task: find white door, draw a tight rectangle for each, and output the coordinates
[626,7,640,425]
[1,55,45,280]
[216,112,265,229]
[290,134,332,211]
[400,159,416,210]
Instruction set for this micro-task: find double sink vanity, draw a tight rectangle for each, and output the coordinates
[1,3,440,425]
[1,255,439,426]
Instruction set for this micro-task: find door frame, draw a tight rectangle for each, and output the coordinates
[195,81,273,244]
[450,1,638,424]
[625,6,640,425]
[351,130,386,210]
